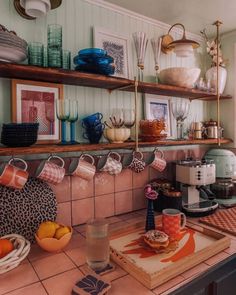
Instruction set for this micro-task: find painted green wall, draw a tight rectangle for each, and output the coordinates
[0,0,208,148]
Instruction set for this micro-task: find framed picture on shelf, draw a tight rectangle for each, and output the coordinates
[93,26,131,79]
[11,79,63,143]
[144,94,172,137]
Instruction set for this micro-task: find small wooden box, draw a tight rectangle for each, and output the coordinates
[110,218,230,289]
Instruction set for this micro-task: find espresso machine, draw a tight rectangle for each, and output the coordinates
[176,160,218,216]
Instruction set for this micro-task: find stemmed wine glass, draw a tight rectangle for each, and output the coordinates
[170,99,191,140]
[56,99,70,144]
[123,108,135,128]
[151,37,162,83]
[133,32,148,81]
[68,100,79,144]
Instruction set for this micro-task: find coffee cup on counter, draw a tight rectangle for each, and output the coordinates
[35,155,65,185]
[0,158,28,189]
[162,208,186,239]
[69,154,96,181]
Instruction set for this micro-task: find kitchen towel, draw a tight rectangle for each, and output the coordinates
[199,207,236,236]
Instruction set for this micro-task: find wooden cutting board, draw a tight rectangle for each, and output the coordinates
[200,207,236,236]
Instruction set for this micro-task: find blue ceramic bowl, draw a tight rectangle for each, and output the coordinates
[78,48,107,58]
[74,55,114,66]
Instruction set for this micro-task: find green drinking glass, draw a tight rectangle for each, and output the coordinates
[62,50,71,70]
[28,42,43,66]
[48,24,62,48]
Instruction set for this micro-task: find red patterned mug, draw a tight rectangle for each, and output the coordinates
[69,154,96,181]
[150,149,166,172]
[0,158,28,189]
[162,209,186,239]
[36,156,65,185]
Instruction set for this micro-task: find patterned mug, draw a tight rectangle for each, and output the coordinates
[36,156,65,185]
[149,149,166,172]
[99,152,122,175]
[162,209,186,239]
[0,158,28,190]
[69,154,96,181]
[128,151,145,173]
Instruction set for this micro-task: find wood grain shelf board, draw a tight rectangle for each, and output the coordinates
[0,62,232,101]
[0,138,232,156]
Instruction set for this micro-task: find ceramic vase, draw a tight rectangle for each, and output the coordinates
[205,66,227,94]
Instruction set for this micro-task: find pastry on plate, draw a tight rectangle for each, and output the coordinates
[143,230,169,249]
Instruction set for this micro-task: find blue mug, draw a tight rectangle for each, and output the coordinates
[83,130,103,144]
[82,113,103,126]
[83,122,105,132]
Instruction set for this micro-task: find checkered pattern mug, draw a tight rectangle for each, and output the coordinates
[36,156,65,185]
[162,209,186,239]
[99,152,122,175]
[150,149,166,172]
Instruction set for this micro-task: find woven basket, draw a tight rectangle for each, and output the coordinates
[0,234,31,274]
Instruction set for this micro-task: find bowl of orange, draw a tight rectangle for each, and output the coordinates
[0,234,31,274]
[35,221,72,253]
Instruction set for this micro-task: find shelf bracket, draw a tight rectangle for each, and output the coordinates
[108,82,134,93]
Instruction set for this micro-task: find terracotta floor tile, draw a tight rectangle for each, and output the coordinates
[109,275,154,295]
[181,262,210,279]
[6,282,47,295]
[28,244,55,262]
[73,224,87,236]
[152,275,184,294]
[106,216,122,224]
[63,232,86,251]
[79,261,127,282]
[42,268,84,295]
[31,252,76,280]
[65,246,87,267]
[205,251,230,266]
[0,261,38,294]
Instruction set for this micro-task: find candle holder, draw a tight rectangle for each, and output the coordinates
[132,32,148,81]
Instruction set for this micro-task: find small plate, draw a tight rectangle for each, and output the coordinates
[0,45,27,62]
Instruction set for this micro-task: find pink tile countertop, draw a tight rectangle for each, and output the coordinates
[0,210,235,295]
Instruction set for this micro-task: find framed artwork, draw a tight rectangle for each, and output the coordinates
[93,27,130,78]
[144,94,172,137]
[11,79,63,143]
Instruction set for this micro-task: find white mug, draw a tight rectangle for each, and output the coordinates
[69,154,96,181]
[150,149,166,172]
[99,152,122,175]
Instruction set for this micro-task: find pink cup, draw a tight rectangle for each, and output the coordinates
[150,149,166,172]
[69,154,96,181]
[99,152,122,175]
[36,156,65,185]
[0,158,28,190]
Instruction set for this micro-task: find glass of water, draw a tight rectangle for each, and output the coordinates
[86,218,109,271]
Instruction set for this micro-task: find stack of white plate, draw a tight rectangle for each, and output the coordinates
[0,30,27,63]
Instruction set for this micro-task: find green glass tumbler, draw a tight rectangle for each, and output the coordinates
[62,50,71,70]
[48,48,62,68]
[48,24,62,48]
[28,42,43,66]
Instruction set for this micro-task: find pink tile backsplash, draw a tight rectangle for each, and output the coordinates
[71,177,94,200]
[132,167,149,189]
[56,202,72,226]
[49,176,71,203]
[115,190,133,215]
[115,169,133,192]
[72,198,94,225]
[23,147,207,227]
[95,193,115,218]
[94,172,115,196]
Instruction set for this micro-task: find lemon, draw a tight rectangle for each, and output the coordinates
[37,221,57,239]
[54,226,71,239]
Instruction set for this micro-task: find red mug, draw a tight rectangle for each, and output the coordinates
[0,158,28,190]
[36,156,65,185]
[162,209,186,239]
[150,149,166,172]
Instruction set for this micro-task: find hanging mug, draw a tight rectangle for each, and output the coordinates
[0,158,28,190]
[99,152,122,175]
[149,149,166,172]
[128,151,146,173]
[35,156,65,185]
[69,154,96,181]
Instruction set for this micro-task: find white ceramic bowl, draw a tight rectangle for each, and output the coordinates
[159,67,201,88]
[104,128,130,143]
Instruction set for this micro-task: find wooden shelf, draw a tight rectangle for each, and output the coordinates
[0,62,232,101]
[0,138,232,156]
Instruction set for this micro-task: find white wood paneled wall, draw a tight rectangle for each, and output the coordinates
[0,0,208,143]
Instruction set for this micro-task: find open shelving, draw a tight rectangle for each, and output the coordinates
[0,138,232,156]
[0,62,232,101]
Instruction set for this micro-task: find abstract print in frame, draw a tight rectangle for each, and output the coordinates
[11,79,63,143]
[93,27,130,78]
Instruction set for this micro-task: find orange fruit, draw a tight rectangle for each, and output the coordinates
[0,239,14,258]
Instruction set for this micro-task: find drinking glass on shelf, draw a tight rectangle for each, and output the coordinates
[123,108,135,128]
[56,99,70,144]
[133,32,148,81]
[170,99,190,140]
[151,37,162,83]
[68,100,79,144]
